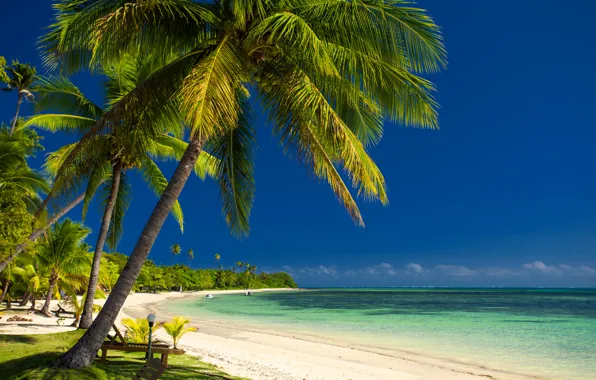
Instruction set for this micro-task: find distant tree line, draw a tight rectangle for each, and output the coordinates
[103,252,297,292]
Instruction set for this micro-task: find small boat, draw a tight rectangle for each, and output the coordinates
[205,294,214,299]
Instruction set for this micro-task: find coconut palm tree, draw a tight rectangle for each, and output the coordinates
[0,56,9,84]
[187,249,194,267]
[25,56,218,328]
[48,0,445,368]
[37,219,91,316]
[170,244,182,265]
[2,61,37,136]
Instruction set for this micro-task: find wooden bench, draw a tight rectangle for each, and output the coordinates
[132,358,165,380]
[99,324,185,367]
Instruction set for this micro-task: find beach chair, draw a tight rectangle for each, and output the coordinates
[132,358,165,380]
[100,324,185,367]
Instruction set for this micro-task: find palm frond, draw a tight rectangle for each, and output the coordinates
[139,155,184,233]
[34,75,103,118]
[207,92,256,237]
[22,114,96,133]
[105,171,130,250]
[180,37,251,140]
[155,135,218,180]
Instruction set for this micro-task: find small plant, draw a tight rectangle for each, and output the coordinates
[162,316,197,349]
[56,317,65,326]
[121,317,162,343]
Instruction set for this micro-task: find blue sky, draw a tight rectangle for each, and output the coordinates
[1,1,595,287]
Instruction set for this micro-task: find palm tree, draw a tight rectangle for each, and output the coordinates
[214,254,221,264]
[49,0,445,368]
[170,244,182,265]
[2,61,37,136]
[37,219,91,317]
[0,56,9,84]
[162,316,197,349]
[25,56,217,329]
[187,249,194,267]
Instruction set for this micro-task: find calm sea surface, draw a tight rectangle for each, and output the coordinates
[164,288,596,379]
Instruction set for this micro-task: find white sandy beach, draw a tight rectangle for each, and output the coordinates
[0,290,539,380]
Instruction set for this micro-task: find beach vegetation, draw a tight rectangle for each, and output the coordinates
[36,219,92,316]
[1,60,37,136]
[120,317,163,344]
[162,316,197,349]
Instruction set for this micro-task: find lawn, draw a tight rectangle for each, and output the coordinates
[0,331,247,380]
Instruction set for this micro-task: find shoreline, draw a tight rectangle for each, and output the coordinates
[124,290,540,380]
[0,289,543,380]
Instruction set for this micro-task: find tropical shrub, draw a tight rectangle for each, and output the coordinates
[121,317,163,344]
[162,316,197,349]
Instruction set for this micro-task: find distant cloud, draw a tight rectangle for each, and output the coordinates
[521,261,596,277]
[282,265,294,273]
[435,264,477,277]
[406,263,424,274]
[522,261,560,275]
[290,261,596,284]
[300,265,339,278]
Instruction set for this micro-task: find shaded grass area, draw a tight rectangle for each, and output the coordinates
[0,331,247,380]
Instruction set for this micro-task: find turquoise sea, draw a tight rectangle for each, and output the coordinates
[164,288,596,379]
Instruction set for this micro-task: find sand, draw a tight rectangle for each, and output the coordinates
[1,290,539,380]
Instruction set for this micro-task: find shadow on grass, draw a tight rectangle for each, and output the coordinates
[1,352,59,378]
[0,334,37,344]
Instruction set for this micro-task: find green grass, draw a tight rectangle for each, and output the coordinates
[0,331,248,380]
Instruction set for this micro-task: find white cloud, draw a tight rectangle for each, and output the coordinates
[522,261,561,275]
[435,265,477,277]
[406,263,424,274]
[282,265,294,273]
[361,263,397,276]
[300,265,338,277]
[579,266,596,275]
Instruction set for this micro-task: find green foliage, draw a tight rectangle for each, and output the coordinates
[127,255,297,293]
[162,316,197,349]
[42,0,446,230]
[3,60,37,92]
[0,56,8,84]
[120,317,162,344]
[0,186,33,260]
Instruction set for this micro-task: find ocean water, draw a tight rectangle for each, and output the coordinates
[164,288,596,379]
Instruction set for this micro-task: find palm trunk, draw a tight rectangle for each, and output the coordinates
[19,291,31,306]
[0,193,86,274]
[30,293,36,311]
[79,163,122,329]
[55,138,203,369]
[41,271,58,317]
[9,92,23,136]
[0,281,9,304]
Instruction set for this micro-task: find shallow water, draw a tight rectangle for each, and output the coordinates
[165,288,596,379]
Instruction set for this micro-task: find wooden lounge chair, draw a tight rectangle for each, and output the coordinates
[99,324,185,367]
[51,304,76,318]
[132,358,165,380]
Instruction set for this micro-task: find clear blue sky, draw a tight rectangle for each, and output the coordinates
[1,1,595,287]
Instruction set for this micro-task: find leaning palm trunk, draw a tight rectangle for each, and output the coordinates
[19,291,32,306]
[55,138,203,368]
[79,163,122,329]
[41,271,58,317]
[0,281,9,304]
[0,193,85,274]
[9,92,23,136]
